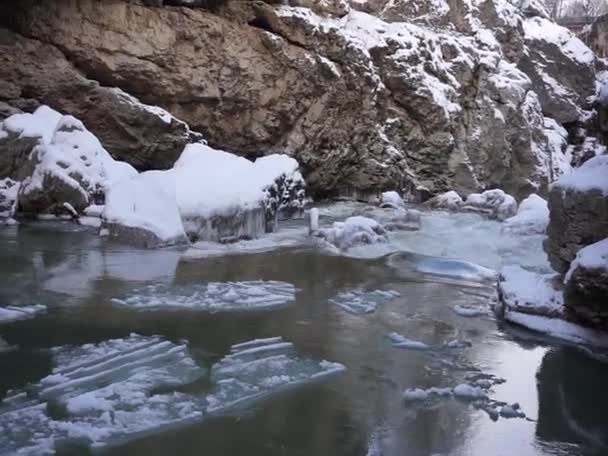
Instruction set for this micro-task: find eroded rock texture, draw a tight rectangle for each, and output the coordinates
[0,0,594,198]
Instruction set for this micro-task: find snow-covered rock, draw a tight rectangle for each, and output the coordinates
[0,178,19,221]
[103,171,189,248]
[380,191,405,209]
[564,239,608,329]
[424,191,463,212]
[462,189,517,221]
[545,155,608,273]
[503,194,548,234]
[103,144,306,246]
[0,106,138,215]
[316,216,387,250]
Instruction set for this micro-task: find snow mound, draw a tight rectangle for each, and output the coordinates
[553,154,608,196]
[388,332,429,350]
[0,335,344,454]
[503,194,548,235]
[317,216,387,250]
[112,281,297,312]
[103,170,188,248]
[565,238,608,282]
[0,305,46,323]
[329,289,400,314]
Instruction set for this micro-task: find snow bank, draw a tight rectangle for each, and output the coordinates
[103,171,188,248]
[498,265,563,315]
[503,194,549,235]
[112,281,296,312]
[317,216,387,250]
[553,154,608,196]
[330,288,399,314]
[565,238,608,282]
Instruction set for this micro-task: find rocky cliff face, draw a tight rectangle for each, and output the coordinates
[0,0,597,198]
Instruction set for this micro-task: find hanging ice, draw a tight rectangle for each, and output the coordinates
[112,281,297,312]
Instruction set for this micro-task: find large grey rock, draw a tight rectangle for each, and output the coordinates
[0,27,201,171]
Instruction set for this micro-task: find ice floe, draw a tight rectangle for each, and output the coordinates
[453,305,487,318]
[0,305,46,323]
[329,289,400,315]
[387,332,429,350]
[0,335,345,454]
[112,281,297,312]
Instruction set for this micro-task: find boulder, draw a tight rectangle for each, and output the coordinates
[544,155,608,273]
[563,239,608,330]
[0,28,201,171]
[462,189,517,221]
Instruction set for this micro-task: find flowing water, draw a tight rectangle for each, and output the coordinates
[0,204,607,456]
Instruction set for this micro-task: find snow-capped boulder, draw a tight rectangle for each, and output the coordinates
[545,155,608,273]
[103,171,189,248]
[380,191,405,209]
[503,193,548,234]
[564,239,608,330]
[424,191,463,212]
[11,107,137,214]
[462,189,517,221]
[317,216,387,250]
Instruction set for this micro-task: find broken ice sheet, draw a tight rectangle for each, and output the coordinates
[329,289,400,315]
[112,280,297,312]
[0,335,345,454]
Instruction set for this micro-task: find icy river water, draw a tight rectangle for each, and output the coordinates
[1,203,607,456]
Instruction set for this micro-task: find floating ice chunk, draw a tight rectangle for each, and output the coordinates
[402,388,429,401]
[0,334,205,455]
[0,305,46,323]
[452,305,486,318]
[206,337,346,414]
[453,383,486,399]
[388,332,429,350]
[317,216,387,250]
[330,289,400,315]
[444,339,472,348]
[112,281,296,312]
[499,403,524,418]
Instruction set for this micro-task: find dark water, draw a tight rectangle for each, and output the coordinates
[1,221,608,456]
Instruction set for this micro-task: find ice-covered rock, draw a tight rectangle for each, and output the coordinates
[0,305,46,323]
[0,335,345,454]
[462,189,518,221]
[503,194,548,235]
[329,289,400,315]
[0,178,19,221]
[564,239,608,330]
[380,191,405,209]
[103,170,189,248]
[545,155,608,273]
[1,106,138,215]
[424,191,463,212]
[112,281,297,312]
[317,216,387,250]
